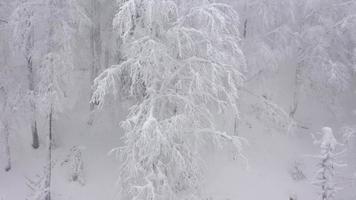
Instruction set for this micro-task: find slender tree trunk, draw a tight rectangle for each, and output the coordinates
[27,56,40,149]
[1,122,11,172]
[89,0,102,111]
[243,1,248,39]
[243,19,248,38]
[31,116,39,149]
[290,63,302,118]
[87,0,102,125]
[45,2,55,198]
[24,20,39,149]
[45,105,53,200]
[0,88,11,172]
[233,115,238,136]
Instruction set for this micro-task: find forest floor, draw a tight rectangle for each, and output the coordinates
[1,73,355,200]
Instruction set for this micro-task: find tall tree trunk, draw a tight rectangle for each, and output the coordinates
[89,0,102,111]
[290,63,302,118]
[45,2,55,198]
[24,19,39,149]
[28,55,39,149]
[87,0,102,126]
[0,87,11,171]
[1,122,11,172]
[45,105,53,200]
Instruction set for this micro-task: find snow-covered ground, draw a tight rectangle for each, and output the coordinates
[1,68,355,200]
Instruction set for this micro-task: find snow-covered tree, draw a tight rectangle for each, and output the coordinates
[10,0,88,147]
[341,125,356,144]
[88,0,102,111]
[0,63,28,172]
[39,0,88,198]
[291,0,356,115]
[312,127,346,200]
[84,0,117,125]
[10,0,41,149]
[233,0,356,127]
[61,145,86,185]
[92,0,247,199]
[10,0,88,198]
[0,1,18,172]
[226,0,302,134]
[234,0,295,74]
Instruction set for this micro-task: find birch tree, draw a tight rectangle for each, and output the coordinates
[10,0,40,149]
[38,0,88,199]
[92,0,247,199]
[11,0,87,199]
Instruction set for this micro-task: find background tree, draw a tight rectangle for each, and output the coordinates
[88,0,102,112]
[0,0,19,172]
[232,0,356,132]
[0,66,27,172]
[10,0,40,149]
[37,0,88,199]
[293,0,356,116]
[10,0,88,198]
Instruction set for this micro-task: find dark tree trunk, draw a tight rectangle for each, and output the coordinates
[27,56,40,149]
[243,19,248,38]
[2,122,11,172]
[31,120,39,149]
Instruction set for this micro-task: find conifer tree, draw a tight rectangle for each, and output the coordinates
[312,127,345,200]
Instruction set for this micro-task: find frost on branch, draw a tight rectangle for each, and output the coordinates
[92,1,246,199]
